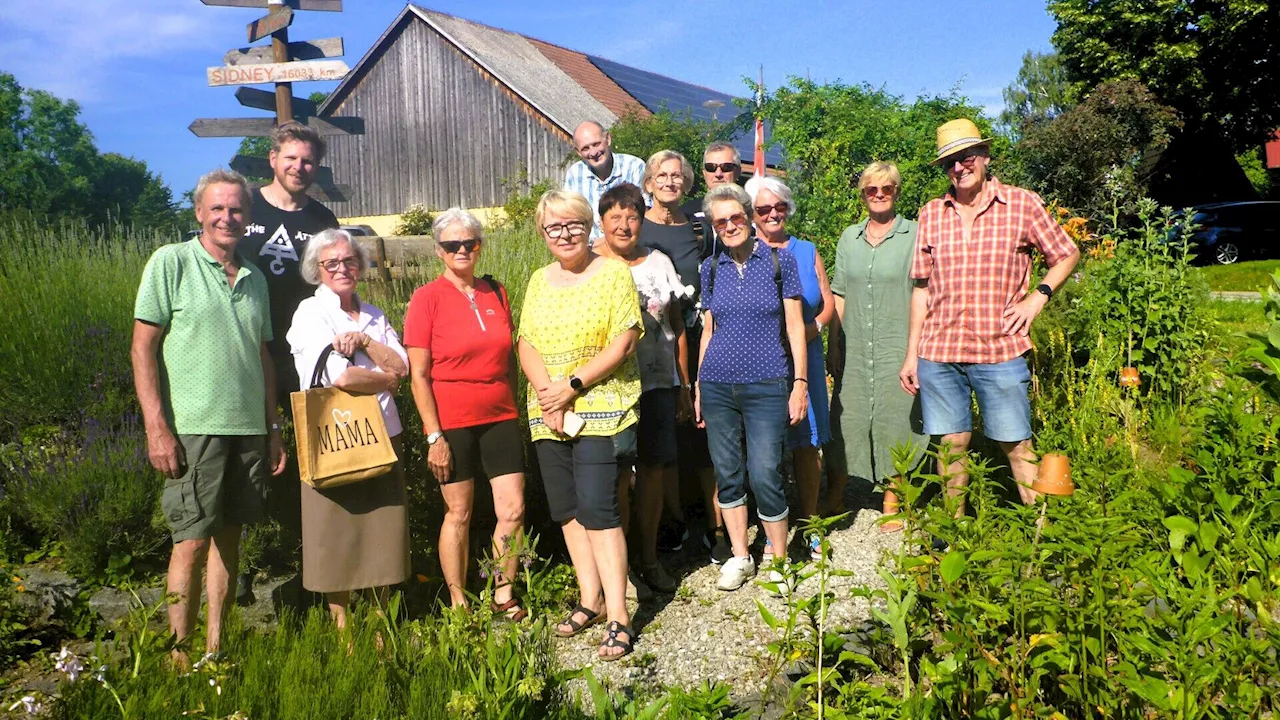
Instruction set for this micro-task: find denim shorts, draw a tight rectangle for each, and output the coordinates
[699,378,790,523]
[917,355,1032,443]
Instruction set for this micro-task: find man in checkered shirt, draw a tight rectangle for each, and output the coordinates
[900,119,1080,513]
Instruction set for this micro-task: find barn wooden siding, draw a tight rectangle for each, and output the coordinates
[323,17,572,216]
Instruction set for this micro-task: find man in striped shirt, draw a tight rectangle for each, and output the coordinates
[900,119,1080,515]
[563,120,648,239]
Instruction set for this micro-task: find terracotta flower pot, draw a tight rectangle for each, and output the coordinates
[1119,366,1141,388]
[1034,453,1074,496]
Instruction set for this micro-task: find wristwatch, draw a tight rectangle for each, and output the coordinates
[426,431,444,445]
[569,376,585,394]
[1035,283,1054,300]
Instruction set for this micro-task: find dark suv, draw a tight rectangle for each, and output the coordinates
[1183,201,1280,265]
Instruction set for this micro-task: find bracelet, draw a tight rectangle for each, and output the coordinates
[794,378,809,385]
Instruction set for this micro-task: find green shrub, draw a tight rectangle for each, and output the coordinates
[393,203,434,235]
[498,169,555,229]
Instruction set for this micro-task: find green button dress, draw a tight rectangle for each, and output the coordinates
[830,216,927,484]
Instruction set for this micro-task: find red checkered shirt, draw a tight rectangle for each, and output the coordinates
[911,178,1077,364]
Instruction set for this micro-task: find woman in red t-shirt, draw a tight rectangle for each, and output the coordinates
[404,208,527,619]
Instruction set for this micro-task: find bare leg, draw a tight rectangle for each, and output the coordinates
[721,504,750,558]
[820,469,848,517]
[489,473,526,607]
[939,433,972,517]
[326,590,351,629]
[168,537,211,666]
[558,519,604,635]
[999,439,1041,505]
[585,526,631,659]
[438,479,475,608]
[793,446,822,520]
[635,464,665,567]
[616,468,634,537]
[699,466,722,531]
[880,477,903,533]
[204,525,241,654]
[761,518,789,564]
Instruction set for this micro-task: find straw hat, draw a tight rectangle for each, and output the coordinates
[933,119,991,164]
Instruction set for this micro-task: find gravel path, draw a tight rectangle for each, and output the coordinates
[552,506,900,700]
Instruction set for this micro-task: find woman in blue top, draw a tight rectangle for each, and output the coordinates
[746,176,835,560]
[694,183,809,593]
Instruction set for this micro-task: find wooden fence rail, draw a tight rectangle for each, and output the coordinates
[353,235,436,280]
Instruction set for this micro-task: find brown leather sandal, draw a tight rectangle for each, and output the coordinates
[491,597,528,623]
[598,621,634,662]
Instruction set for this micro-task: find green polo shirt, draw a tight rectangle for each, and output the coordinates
[134,238,273,435]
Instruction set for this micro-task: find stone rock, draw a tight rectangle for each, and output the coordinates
[12,568,81,625]
[88,586,165,626]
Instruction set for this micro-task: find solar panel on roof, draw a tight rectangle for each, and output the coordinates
[587,55,784,166]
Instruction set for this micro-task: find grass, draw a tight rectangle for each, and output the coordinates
[1196,259,1280,292]
[1206,297,1267,336]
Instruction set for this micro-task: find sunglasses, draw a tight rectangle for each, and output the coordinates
[704,162,740,174]
[941,149,984,169]
[319,257,361,273]
[438,239,479,254]
[543,221,589,239]
[711,213,749,232]
[862,184,898,198]
[754,202,788,218]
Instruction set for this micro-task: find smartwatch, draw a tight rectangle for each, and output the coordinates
[426,431,444,445]
[569,375,585,394]
[1035,283,1053,300]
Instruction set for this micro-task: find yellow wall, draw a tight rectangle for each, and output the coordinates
[340,206,508,236]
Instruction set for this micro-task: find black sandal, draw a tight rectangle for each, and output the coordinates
[598,621,634,662]
[553,604,602,638]
[491,597,528,623]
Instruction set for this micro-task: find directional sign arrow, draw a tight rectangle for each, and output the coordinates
[189,116,363,137]
[223,37,343,66]
[235,87,317,118]
[247,5,293,43]
[201,0,342,12]
[207,59,348,87]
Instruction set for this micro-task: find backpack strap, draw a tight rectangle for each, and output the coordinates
[481,274,507,311]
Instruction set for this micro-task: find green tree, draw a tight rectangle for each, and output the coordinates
[92,153,177,230]
[1015,79,1180,223]
[999,51,1076,137]
[608,107,742,198]
[1050,0,1280,151]
[759,78,994,260]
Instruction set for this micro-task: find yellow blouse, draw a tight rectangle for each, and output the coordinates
[518,258,643,442]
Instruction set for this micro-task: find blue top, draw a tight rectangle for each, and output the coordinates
[698,240,803,384]
[784,237,823,324]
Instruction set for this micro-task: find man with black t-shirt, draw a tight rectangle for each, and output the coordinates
[237,122,338,601]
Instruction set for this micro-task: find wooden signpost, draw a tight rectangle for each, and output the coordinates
[193,0,360,203]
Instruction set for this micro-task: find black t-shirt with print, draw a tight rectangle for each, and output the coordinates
[240,187,339,364]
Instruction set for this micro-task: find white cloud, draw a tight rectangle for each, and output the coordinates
[0,0,216,102]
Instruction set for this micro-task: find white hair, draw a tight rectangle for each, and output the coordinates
[193,168,251,209]
[744,175,796,216]
[702,183,751,218]
[299,228,368,285]
[703,141,741,165]
[431,207,484,240]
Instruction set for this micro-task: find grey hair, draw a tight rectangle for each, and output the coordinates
[299,228,368,285]
[702,183,751,218]
[431,207,484,240]
[744,175,797,215]
[193,168,252,209]
[703,141,741,165]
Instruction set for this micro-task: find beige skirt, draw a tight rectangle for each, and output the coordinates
[301,436,411,593]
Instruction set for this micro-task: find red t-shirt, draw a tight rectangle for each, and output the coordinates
[402,276,518,430]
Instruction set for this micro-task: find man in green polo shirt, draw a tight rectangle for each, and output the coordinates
[131,169,287,666]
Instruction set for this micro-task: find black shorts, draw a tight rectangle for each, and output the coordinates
[637,388,678,466]
[536,436,621,530]
[441,419,525,484]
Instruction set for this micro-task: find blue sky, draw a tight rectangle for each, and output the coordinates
[0,0,1057,196]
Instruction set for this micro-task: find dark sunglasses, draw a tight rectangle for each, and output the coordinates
[941,149,984,169]
[711,213,749,232]
[319,257,361,273]
[438,239,478,254]
[862,184,898,198]
[704,162,740,174]
[754,202,788,218]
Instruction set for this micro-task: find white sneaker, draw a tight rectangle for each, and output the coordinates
[716,555,757,591]
[762,566,790,597]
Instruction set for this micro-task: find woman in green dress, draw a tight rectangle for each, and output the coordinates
[823,162,927,531]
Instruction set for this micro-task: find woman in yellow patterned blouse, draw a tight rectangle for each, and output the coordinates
[517,189,643,661]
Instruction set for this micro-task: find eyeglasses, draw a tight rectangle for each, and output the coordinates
[754,202,788,218]
[711,213,749,232]
[542,221,588,239]
[704,162,740,174]
[862,184,898,198]
[438,239,478,254]
[319,257,361,273]
[653,172,685,186]
[942,149,984,169]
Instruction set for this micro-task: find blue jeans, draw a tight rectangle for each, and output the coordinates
[700,379,790,522]
[918,355,1032,443]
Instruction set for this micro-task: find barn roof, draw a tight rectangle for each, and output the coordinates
[321,4,780,165]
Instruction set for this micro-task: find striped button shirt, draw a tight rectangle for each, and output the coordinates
[563,152,649,239]
[910,178,1077,364]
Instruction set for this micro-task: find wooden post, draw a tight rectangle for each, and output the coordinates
[372,237,391,281]
[268,0,293,124]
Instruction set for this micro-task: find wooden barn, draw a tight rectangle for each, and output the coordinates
[316,4,776,232]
